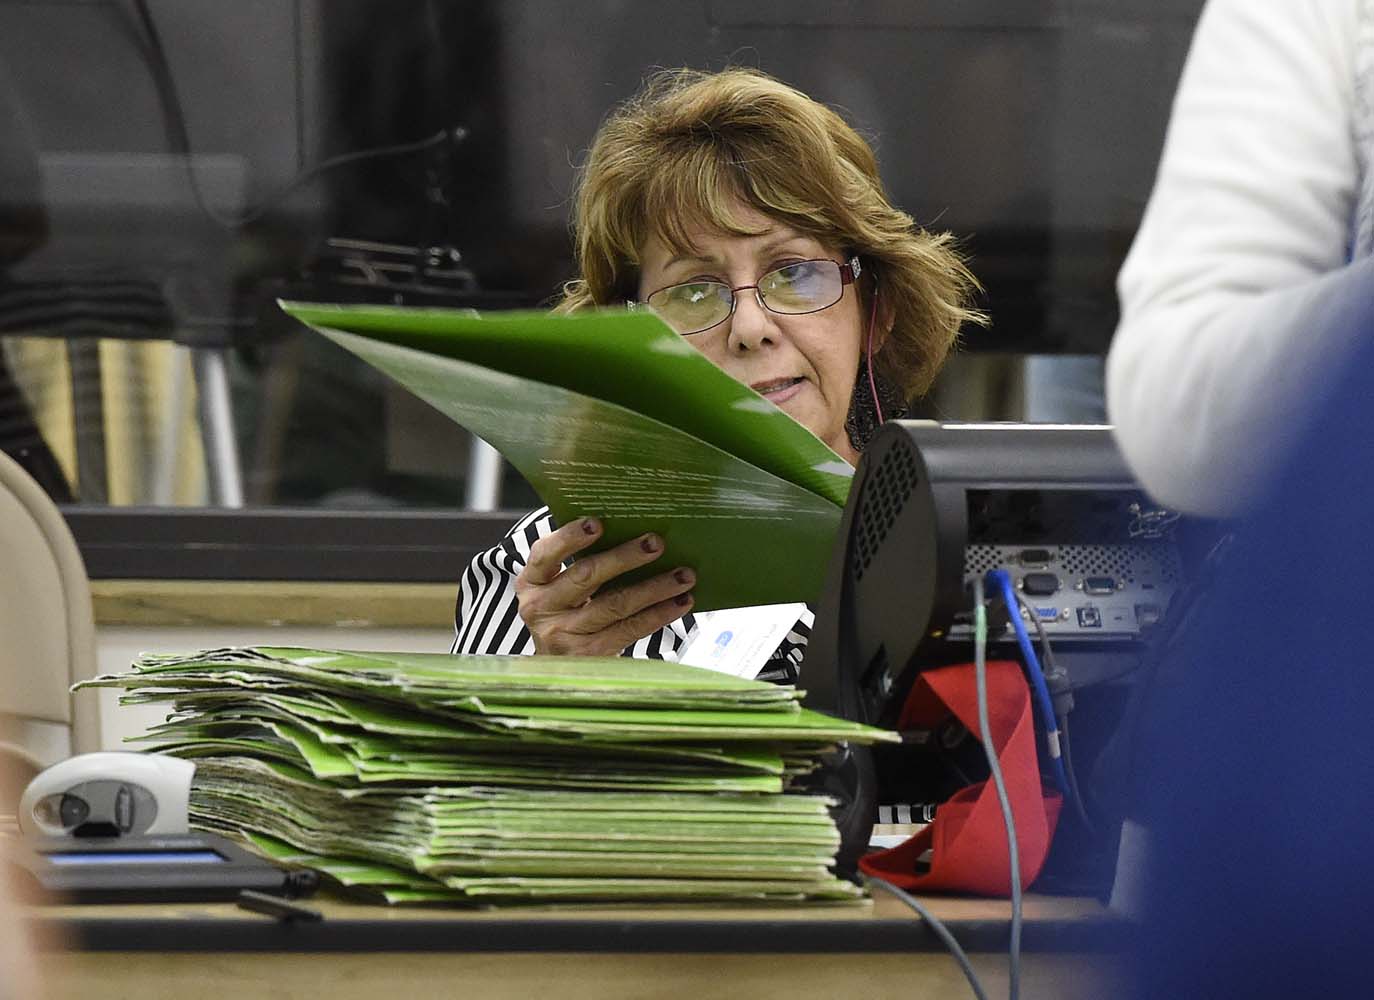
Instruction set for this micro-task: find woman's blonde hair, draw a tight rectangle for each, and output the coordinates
[560,67,984,400]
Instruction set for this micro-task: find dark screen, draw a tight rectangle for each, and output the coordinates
[320,0,1207,353]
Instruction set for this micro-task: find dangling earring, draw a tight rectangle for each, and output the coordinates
[845,283,906,453]
[845,354,906,452]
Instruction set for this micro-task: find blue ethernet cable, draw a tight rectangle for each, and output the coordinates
[984,568,1071,798]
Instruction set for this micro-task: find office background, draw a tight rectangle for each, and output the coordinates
[0,0,1205,513]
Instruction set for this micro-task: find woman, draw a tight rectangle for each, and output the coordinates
[452,68,981,677]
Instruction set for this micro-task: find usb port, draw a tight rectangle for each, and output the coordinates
[1135,603,1162,627]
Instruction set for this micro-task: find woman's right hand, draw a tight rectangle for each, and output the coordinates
[514,517,696,656]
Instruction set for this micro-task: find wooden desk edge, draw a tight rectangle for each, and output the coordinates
[27,896,1130,955]
[92,580,456,628]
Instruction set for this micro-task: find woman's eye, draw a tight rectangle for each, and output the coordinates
[671,282,715,301]
[768,261,813,286]
[768,260,806,277]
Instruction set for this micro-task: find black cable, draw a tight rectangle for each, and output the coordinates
[974,576,1022,1000]
[1011,591,1058,672]
[422,0,461,250]
[1011,591,1097,832]
[864,876,989,1000]
[127,0,463,231]
[223,128,459,228]
[1058,712,1096,835]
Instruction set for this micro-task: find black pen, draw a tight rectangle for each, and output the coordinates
[236,889,323,922]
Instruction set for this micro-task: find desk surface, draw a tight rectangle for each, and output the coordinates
[27,893,1127,1000]
[26,895,1132,994]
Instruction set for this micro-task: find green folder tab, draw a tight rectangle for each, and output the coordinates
[280,302,854,610]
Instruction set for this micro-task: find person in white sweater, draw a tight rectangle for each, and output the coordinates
[1107,0,1374,517]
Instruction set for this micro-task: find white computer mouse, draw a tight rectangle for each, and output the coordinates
[18,751,194,837]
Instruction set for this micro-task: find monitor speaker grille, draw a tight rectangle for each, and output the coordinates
[854,441,919,581]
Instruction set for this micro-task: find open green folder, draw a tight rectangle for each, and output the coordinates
[280,303,854,610]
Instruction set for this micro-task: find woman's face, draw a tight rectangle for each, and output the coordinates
[637,203,867,466]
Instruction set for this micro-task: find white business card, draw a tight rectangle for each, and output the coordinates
[675,603,807,679]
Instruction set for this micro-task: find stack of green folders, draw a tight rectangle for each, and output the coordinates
[79,647,898,904]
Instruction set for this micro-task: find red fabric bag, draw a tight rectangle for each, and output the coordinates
[859,659,1063,896]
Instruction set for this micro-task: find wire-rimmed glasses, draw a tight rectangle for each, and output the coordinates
[640,256,861,336]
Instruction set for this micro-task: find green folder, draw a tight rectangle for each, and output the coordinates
[280,303,854,610]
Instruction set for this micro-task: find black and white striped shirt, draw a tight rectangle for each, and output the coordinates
[451,507,811,684]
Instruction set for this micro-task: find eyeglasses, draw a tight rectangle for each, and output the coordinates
[639,256,861,337]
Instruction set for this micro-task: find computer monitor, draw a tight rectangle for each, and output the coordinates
[804,421,1188,872]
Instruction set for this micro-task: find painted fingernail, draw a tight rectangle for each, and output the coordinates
[640,534,662,554]
[674,592,693,607]
[674,568,694,586]
[582,518,601,535]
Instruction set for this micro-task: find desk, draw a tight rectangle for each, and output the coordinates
[28,892,1125,999]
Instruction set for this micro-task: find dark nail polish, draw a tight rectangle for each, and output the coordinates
[582,518,601,535]
[640,534,662,554]
[674,569,694,585]
[674,592,693,607]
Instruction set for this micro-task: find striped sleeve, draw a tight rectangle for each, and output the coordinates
[450,507,551,655]
[755,606,813,685]
[450,507,811,682]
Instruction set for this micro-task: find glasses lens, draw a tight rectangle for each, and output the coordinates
[646,281,731,335]
[758,260,842,315]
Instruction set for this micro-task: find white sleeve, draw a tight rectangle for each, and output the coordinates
[450,507,549,655]
[1106,0,1372,516]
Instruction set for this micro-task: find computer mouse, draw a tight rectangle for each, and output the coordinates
[18,751,194,837]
